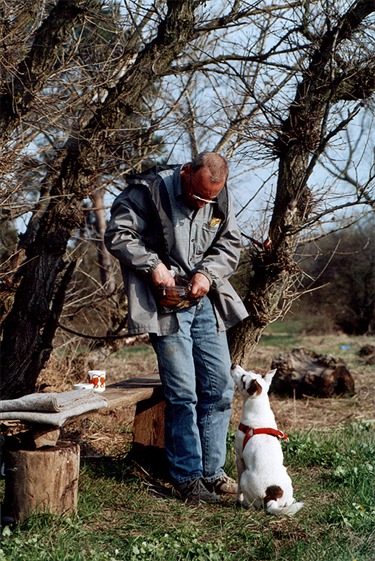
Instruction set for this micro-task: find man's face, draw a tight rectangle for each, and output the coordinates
[180,165,225,210]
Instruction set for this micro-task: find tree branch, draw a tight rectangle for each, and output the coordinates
[0,0,93,138]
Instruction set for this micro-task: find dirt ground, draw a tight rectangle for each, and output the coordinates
[5,335,374,459]
[55,335,374,458]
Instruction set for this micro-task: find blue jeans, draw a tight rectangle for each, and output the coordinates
[150,296,233,485]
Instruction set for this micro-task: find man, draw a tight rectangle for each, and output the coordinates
[105,152,248,503]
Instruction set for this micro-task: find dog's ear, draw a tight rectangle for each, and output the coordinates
[231,364,245,374]
[264,369,277,385]
[247,378,262,396]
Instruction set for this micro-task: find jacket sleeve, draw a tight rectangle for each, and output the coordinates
[104,187,162,275]
[195,194,242,289]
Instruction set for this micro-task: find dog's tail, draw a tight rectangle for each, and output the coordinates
[266,500,304,517]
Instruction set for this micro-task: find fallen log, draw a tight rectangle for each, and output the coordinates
[358,344,375,365]
[271,347,355,398]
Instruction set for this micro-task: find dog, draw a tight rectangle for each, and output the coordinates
[231,364,304,516]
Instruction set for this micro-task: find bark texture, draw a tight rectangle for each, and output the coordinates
[0,0,196,398]
[2,441,80,523]
[0,0,90,138]
[228,0,375,365]
[270,347,355,398]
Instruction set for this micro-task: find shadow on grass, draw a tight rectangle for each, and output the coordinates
[80,445,170,486]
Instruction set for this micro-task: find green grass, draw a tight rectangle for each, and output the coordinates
[1,420,374,561]
[260,320,371,368]
[112,345,155,361]
[260,320,304,348]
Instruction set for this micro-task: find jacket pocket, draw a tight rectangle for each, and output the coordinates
[195,223,220,256]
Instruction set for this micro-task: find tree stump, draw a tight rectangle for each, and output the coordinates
[271,347,355,398]
[2,441,80,524]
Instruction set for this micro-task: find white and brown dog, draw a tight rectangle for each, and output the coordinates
[231,364,304,516]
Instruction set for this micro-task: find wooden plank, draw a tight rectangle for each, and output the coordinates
[104,377,162,409]
[133,399,165,448]
[29,426,61,449]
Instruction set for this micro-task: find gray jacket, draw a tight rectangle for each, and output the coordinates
[104,165,248,335]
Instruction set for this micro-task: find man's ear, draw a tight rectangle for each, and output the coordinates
[180,163,191,176]
[180,163,191,193]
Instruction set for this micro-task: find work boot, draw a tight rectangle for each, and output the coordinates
[174,477,221,504]
[205,475,238,495]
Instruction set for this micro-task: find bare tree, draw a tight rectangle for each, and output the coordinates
[1,0,198,397]
[150,0,375,360]
[0,0,374,398]
[228,0,375,362]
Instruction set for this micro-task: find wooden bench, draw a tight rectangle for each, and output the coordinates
[1,377,165,525]
[102,377,165,450]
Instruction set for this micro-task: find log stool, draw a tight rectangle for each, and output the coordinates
[0,377,165,525]
[2,432,80,524]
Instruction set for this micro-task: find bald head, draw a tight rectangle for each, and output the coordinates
[190,152,229,184]
[180,152,228,209]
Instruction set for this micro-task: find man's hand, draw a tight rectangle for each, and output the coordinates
[189,272,211,299]
[151,263,176,287]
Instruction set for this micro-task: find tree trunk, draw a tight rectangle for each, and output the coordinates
[91,188,116,295]
[2,441,80,524]
[230,1,375,364]
[0,0,87,139]
[228,248,293,365]
[0,0,196,399]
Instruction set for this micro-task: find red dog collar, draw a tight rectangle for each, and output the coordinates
[238,422,289,451]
